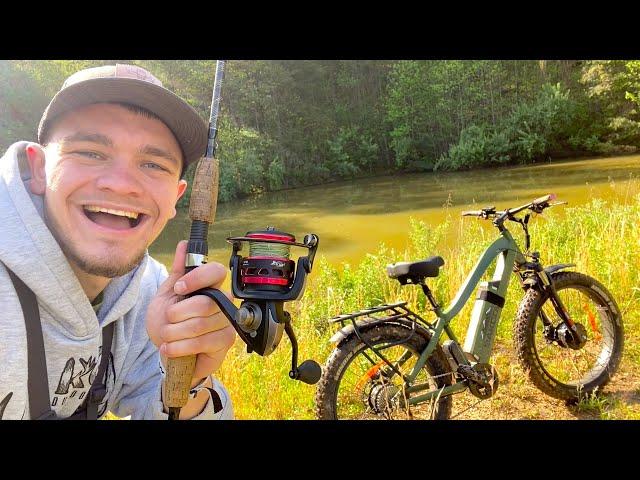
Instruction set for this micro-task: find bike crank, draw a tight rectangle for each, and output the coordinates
[459,363,500,399]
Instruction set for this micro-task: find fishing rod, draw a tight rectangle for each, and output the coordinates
[163,61,321,420]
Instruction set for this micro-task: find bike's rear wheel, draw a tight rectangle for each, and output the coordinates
[316,323,453,420]
[514,271,624,401]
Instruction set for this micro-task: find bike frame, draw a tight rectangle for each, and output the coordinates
[396,228,527,405]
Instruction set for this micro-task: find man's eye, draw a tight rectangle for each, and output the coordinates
[144,162,170,172]
[76,151,103,160]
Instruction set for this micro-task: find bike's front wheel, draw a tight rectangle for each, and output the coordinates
[316,323,453,420]
[514,271,624,401]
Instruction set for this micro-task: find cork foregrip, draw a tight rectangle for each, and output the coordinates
[164,355,197,408]
[188,157,219,222]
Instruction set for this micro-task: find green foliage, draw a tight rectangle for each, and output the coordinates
[0,61,49,150]
[579,60,640,150]
[2,60,640,202]
[436,82,629,170]
[266,157,285,190]
[386,60,554,170]
[326,126,379,178]
[216,125,274,201]
[436,124,512,169]
[625,61,640,107]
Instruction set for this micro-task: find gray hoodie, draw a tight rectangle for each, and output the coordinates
[0,141,233,420]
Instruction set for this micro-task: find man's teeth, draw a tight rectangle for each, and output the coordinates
[84,206,139,219]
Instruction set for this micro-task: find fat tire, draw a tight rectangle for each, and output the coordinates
[513,271,624,401]
[316,323,453,419]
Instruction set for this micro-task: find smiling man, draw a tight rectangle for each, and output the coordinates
[0,64,236,420]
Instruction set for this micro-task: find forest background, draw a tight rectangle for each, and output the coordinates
[2,60,639,206]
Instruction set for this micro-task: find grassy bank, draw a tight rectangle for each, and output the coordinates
[216,183,640,420]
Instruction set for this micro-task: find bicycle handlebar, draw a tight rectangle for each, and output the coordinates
[461,194,565,221]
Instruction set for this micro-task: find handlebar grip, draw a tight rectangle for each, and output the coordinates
[461,210,482,217]
[532,193,556,205]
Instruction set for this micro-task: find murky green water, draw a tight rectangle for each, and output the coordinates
[149,155,640,269]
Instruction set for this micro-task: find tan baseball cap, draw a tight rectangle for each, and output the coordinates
[37,63,208,169]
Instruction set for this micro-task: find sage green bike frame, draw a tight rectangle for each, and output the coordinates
[397,228,526,405]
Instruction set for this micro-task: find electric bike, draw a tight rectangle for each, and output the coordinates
[315,195,624,419]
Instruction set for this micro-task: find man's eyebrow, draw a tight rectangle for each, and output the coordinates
[139,145,181,169]
[58,132,114,147]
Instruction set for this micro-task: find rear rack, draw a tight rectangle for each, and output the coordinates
[328,301,434,330]
[327,302,435,384]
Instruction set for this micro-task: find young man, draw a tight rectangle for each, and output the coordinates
[0,64,236,420]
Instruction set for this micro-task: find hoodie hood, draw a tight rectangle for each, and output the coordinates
[0,141,147,339]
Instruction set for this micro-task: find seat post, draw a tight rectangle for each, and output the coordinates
[420,282,440,310]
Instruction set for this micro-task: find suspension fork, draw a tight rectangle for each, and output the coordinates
[518,255,577,332]
[535,268,577,331]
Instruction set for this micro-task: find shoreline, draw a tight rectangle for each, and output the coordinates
[179,152,639,209]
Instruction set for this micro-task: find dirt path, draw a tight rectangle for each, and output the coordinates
[448,346,640,420]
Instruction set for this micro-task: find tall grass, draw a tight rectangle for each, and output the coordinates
[217,186,640,419]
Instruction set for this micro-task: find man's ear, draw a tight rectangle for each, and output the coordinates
[170,179,189,219]
[25,143,47,195]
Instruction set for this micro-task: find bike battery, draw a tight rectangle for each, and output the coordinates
[463,280,505,363]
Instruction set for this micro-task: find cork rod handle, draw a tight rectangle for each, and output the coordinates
[164,157,219,415]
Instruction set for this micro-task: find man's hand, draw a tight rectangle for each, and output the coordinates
[146,240,236,388]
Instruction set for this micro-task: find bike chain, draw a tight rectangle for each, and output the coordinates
[366,367,491,420]
[399,370,489,420]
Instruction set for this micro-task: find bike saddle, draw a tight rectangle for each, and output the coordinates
[386,256,445,284]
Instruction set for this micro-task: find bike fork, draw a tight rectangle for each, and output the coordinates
[537,270,578,332]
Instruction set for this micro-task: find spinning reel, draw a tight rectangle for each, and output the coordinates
[197,227,321,385]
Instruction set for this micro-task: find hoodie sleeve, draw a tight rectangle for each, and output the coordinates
[106,340,234,420]
[106,259,234,420]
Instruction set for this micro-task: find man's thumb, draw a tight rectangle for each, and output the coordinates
[157,240,188,295]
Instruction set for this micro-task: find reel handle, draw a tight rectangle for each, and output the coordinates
[293,359,322,385]
[284,320,321,385]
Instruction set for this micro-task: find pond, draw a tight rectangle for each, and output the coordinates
[149,154,640,269]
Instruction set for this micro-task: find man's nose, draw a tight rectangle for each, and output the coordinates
[94,163,144,196]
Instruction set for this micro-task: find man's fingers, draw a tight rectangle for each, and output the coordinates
[173,261,227,295]
[160,311,230,343]
[170,240,188,275]
[157,240,188,296]
[165,294,225,323]
[161,326,237,358]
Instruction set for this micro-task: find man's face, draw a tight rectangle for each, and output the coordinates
[33,103,187,278]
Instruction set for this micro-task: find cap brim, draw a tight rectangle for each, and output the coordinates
[38,77,208,169]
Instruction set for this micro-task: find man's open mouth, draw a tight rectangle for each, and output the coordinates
[83,205,145,230]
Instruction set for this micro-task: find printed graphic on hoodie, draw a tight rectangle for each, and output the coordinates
[0,392,13,419]
[0,351,115,419]
[52,347,115,411]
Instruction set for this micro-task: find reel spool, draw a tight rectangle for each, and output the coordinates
[240,230,296,293]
